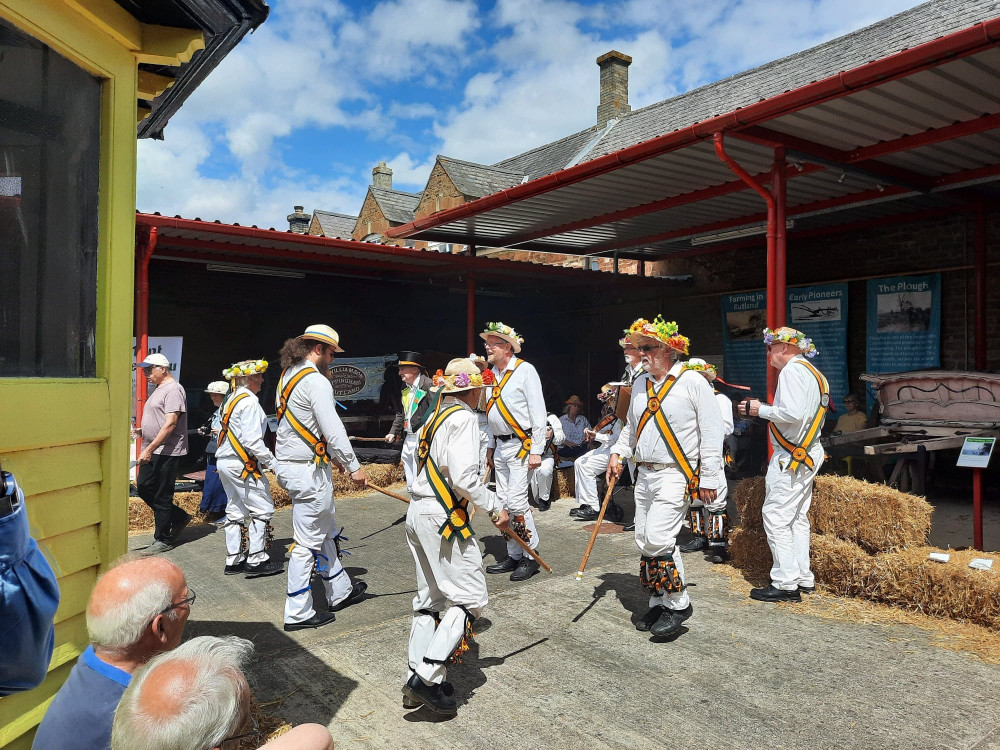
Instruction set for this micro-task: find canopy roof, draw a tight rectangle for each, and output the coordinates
[387,2,1000,258]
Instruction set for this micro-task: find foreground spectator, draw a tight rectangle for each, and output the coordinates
[112,636,333,750]
[33,556,193,750]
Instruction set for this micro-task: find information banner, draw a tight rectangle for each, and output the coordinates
[721,290,767,397]
[132,336,183,387]
[865,273,941,406]
[787,282,849,408]
[330,355,397,401]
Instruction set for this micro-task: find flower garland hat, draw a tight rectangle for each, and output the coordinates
[468,353,488,371]
[763,326,818,358]
[480,321,524,354]
[205,381,229,395]
[432,358,496,393]
[685,357,717,378]
[223,359,269,381]
[625,315,691,355]
[618,336,634,348]
[297,323,344,352]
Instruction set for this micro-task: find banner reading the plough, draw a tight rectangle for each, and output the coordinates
[865,273,941,407]
[721,290,766,397]
[786,282,849,409]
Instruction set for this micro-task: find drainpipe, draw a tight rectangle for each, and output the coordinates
[714,133,779,402]
[467,245,477,355]
[135,226,158,453]
[772,147,787,328]
[973,205,987,550]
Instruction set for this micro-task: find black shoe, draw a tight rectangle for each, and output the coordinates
[606,502,624,523]
[750,585,802,603]
[283,611,336,631]
[486,557,518,574]
[510,557,540,582]
[650,604,693,638]
[636,605,665,632]
[569,506,588,518]
[168,512,192,544]
[708,546,729,564]
[573,506,600,521]
[224,561,246,575]
[402,674,457,716]
[536,497,551,511]
[679,536,706,553]
[623,522,635,532]
[798,585,816,594]
[329,581,368,612]
[245,559,284,579]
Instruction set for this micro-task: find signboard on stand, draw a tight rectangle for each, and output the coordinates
[787,282,849,408]
[331,355,397,401]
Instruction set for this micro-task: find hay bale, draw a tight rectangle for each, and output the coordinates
[556,467,575,499]
[809,534,877,597]
[727,527,772,584]
[730,475,931,554]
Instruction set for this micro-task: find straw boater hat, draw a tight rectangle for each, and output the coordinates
[223,359,269,381]
[297,324,344,352]
[480,321,523,354]
[625,315,691,355]
[468,353,488,371]
[618,336,635,348]
[685,357,717,379]
[205,381,229,395]
[432,358,496,393]
[763,326,818,358]
[564,395,585,407]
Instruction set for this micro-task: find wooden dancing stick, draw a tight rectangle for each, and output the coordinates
[367,483,410,504]
[576,474,618,581]
[497,517,552,573]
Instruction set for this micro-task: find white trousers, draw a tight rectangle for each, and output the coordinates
[406,496,488,685]
[573,445,611,510]
[217,459,276,565]
[688,480,728,514]
[401,432,419,489]
[477,413,490,477]
[529,453,555,503]
[633,466,690,610]
[494,438,539,557]
[277,462,353,623]
[762,448,823,591]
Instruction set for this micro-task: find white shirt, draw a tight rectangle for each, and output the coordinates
[715,392,735,439]
[275,361,361,472]
[486,356,547,454]
[758,355,827,452]
[593,415,623,447]
[544,414,565,455]
[410,397,499,514]
[611,362,724,490]
[622,362,645,385]
[559,413,591,445]
[215,387,276,470]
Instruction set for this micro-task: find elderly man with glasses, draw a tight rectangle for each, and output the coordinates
[111,636,333,750]
[133,352,190,555]
[607,317,723,639]
[33,556,193,750]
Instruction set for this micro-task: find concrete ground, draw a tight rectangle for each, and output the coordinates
[134,485,1000,750]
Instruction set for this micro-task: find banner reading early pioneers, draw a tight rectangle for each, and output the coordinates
[721,290,767,396]
[865,273,941,403]
[330,355,397,402]
[786,282,849,408]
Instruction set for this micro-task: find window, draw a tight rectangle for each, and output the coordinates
[0,19,102,377]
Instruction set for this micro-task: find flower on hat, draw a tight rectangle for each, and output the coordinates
[763,327,818,358]
[626,315,690,355]
[223,358,269,380]
[684,360,717,373]
[481,369,496,385]
[484,321,524,346]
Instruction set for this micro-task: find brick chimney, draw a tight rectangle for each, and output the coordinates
[372,161,393,190]
[287,205,309,234]
[597,50,632,128]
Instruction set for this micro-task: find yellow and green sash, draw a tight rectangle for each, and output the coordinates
[417,401,474,541]
[768,360,830,473]
[485,361,532,459]
[277,368,329,465]
[634,372,701,500]
[219,393,262,480]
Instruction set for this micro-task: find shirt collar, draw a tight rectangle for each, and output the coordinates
[82,646,132,688]
[494,355,519,375]
[444,395,474,413]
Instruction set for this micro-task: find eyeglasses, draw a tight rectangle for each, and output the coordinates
[636,344,662,353]
[220,714,260,748]
[159,587,196,616]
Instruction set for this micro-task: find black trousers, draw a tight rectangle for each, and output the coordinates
[137,453,188,542]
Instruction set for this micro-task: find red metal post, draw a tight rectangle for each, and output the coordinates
[773,147,787,328]
[466,274,476,355]
[135,227,158,452]
[973,204,987,550]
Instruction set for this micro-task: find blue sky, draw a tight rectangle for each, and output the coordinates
[136,0,923,229]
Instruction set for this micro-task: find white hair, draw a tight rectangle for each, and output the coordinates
[112,636,254,750]
[87,574,177,652]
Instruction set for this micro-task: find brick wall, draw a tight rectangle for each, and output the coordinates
[414,161,466,220]
[486,248,640,274]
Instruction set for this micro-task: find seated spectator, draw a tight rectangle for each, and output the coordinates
[558,395,591,460]
[529,414,565,511]
[32,556,193,750]
[112,636,333,750]
[834,393,868,434]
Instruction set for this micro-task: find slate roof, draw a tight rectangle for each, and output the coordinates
[493,125,605,180]
[370,186,422,224]
[438,156,525,198]
[311,210,356,239]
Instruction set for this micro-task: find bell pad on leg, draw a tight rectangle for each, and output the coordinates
[503,515,532,545]
[639,554,684,594]
[707,512,728,546]
[687,508,704,536]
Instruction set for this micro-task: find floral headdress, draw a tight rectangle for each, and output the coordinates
[618,336,632,348]
[763,327,817,358]
[683,359,717,373]
[625,315,690,355]
[480,321,524,353]
[432,359,496,392]
[223,359,269,380]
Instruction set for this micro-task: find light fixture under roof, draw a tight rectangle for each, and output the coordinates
[206,264,305,278]
[690,220,794,246]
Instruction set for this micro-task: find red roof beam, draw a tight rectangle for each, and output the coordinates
[848,111,1000,161]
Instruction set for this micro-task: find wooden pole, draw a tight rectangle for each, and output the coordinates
[506,529,552,573]
[368,483,410,504]
[576,475,618,580]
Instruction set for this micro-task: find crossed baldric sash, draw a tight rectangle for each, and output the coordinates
[485,361,532,460]
[276,367,329,466]
[633,370,701,501]
[767,359,830,474]
[417,396,475,541]
[219,392,262,481]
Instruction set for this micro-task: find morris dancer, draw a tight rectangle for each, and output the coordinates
[619,335,645,531]
[739,327,829,603]
[216,359,283,578]
[481,322,547,582]
[678,358,735,563]
[469,354,491,476]
[403,358,509,716]
[608,317,723,638]
[276,325,368,631]
[571,385,624,523]
[385,351,435,489]
[529,413,565,512]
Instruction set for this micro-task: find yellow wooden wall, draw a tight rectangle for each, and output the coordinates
[0,1,137,746]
